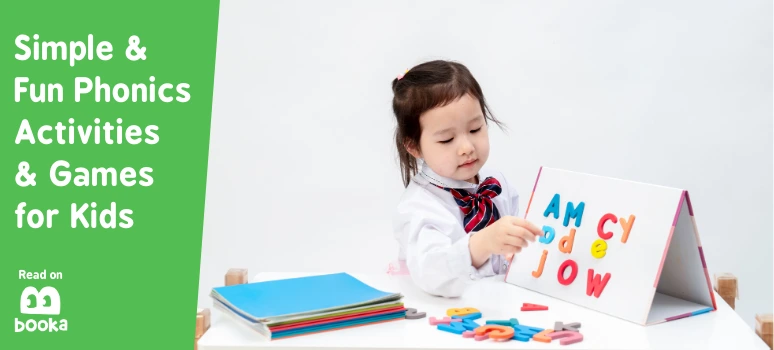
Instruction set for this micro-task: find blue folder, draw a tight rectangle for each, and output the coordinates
[210,272,403,324]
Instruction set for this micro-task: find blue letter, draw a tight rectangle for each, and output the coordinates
[563,201,585,227]
[539,225,555,244]
[544,193,560,219]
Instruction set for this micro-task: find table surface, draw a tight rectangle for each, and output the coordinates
[197,272,769,350]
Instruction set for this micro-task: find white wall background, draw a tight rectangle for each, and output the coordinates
[198,0,773,330]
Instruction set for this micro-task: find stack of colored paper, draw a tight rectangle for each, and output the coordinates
[210,272,406,340]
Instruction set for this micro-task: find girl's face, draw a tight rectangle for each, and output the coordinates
[409,93,490,184]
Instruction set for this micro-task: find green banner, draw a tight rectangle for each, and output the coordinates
[0,1,220,348]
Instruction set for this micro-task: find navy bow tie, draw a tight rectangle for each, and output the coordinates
[436,177,503,233]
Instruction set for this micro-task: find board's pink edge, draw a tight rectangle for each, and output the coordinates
[684,191,718,310]
[531,166,543,194]
[665,312,693,322]
[671,191,686,226]
[505,166,543,280]
[684,190,694,216]
[690,213,718,311]
[653,226,675,288]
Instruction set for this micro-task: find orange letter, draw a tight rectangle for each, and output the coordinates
[620,215,635,243]
[532,250,547,277]
[533,329,554,343]
[558,228,576,253]
[474,325,514,341]
[586,269,612,298]
[597,213,617,240]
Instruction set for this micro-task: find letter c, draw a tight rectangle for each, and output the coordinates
[597,213,617,240]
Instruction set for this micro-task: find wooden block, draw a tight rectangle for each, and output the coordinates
[719,293,735,310]
[757,328,773,349]
[196,308,211,338]
[225,268,248,286]
[713,273,738,297]
[756,313,773,335]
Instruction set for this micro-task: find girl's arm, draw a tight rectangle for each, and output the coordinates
[395,190,496,297]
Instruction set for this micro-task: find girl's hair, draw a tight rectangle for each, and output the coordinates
[391,60,504,187]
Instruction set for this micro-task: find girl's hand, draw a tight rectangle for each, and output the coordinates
[469,216,542,267]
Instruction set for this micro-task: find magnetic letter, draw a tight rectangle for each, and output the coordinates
[544,193,560,219]
[512,324,545,342]
[547,331,584,345]
[563,201,585,227]
[620,214,636,243]
[591,239,607,259]
[597,213,617,240]
[446,307,480,317]
[532,250,547,278]
[558,228,576,253]
[474,325,514,341]
[539,225,555,244]
[586,269,612,298]
[557,259,578,286]
[532,329,554,343]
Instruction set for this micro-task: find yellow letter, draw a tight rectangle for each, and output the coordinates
[591,239,607,259]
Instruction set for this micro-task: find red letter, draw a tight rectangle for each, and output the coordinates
[557,259,578,286]
[597,213,617,240]
[586,269,612,298]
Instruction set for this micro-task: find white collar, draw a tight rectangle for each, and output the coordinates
[416,161,483,190]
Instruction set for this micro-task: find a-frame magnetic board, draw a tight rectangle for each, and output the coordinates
[504,167,717,325]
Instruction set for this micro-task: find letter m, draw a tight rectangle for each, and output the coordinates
[563,201,585,227]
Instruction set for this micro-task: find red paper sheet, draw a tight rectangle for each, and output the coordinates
[269,306,406,332]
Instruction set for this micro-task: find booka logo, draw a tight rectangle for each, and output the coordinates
[15,286,68,332]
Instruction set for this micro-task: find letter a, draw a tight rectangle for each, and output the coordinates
[15,119,35,144]
[544,193,560,219]
[586,269,612,298]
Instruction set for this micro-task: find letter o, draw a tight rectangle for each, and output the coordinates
[26,319,36,331]
[557,259,578,286]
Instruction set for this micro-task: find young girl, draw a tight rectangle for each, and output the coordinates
[389,60,542,298]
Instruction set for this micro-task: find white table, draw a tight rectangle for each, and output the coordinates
[197,272,769,350]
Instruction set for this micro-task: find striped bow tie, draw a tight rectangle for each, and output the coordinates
[436,177,503,233]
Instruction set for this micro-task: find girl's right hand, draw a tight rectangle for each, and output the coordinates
[469,216,542,266]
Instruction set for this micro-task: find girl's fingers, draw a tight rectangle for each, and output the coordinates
[509,227,537,242]
[511,218,543,237]
[504,235,528,248]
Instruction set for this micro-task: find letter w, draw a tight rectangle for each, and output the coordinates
[586,269,611,298]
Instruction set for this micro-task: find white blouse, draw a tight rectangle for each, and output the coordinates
[392,161,521,297]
